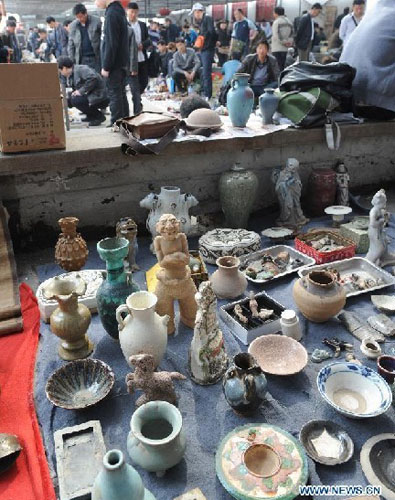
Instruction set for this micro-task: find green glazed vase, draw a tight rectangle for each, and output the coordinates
[96,237,139,340]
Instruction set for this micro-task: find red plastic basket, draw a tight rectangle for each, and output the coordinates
[295,230,356,264]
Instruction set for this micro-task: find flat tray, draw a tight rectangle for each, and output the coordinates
[239,245,315,284]
[297,257,395,297]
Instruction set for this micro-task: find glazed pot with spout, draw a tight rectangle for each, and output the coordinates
[293,270,346,322]
[222,352,267,416]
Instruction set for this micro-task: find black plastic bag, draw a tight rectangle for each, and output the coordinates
[279,62,356,112]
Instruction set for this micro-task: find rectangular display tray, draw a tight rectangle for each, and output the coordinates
[239,245,315,284]
[219,291,285,345]
[297,257,395,297]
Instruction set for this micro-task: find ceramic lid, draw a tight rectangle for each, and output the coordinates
[185,108,222,129]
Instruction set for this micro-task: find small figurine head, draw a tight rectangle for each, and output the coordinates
[116,217,137,237]
[335,161,347,173]
[372,189,386,209]
[156,214,180,240]
[286,158,299,171]
[129,353,156,373]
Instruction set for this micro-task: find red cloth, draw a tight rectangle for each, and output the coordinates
[0,284,56,500]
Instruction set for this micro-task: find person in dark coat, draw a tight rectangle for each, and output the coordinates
[1,20,21,63]
[157,39,173,77]
[334,7,349,30]
[191,2,216,99]
[58,55,108,126]
[216,20,230,67]
[46,16,68,57]
[68,3,102,71]
[295,3,322,61]
[164,17,179,43]
[238,40,280,99]
[127,2,151,94]
[0,36,9,63]
[95,0,129,126]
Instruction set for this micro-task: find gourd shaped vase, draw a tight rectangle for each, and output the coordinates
[55,217,88,271]
[49,276,93,360]
[92,449,156,500]
[222,353,267,416]
[127,401,186,477]
[293,270,346,323]
[227,73,254,128]
[116,291,169,369]
[140,186,198,242]
[259,88,279,125]
[219,163,259,229]
[96,237,140,340]
[210,256,247,300]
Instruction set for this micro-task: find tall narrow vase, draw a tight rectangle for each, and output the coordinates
[226,73,254,128]
[259,88,279,125]
[96,237,139,340]
[92,449,156,500]
[219,163,259,229]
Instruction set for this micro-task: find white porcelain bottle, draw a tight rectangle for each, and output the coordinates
[280,309,302,341]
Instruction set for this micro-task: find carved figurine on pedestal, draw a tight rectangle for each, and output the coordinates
[366,189,395,267]
[154,214,198,334]
[125,354,186,407]
[272,158,309,229]
[189,281,228,385]
[334,162,350,206]
[116,217,139,271]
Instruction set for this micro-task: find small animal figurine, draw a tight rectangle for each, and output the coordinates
[116,217,139,271]
[125,353,186,407]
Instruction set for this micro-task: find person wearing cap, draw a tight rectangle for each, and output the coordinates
[216,20,230,67]
[339,0,365,47]
[191,2,216,99]
[295,3,322,62]
[1,20,21,62]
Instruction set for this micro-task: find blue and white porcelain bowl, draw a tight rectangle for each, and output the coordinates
[317,362,392,419]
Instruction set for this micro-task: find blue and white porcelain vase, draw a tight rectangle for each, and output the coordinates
[223,352,267,415]
[259,88,279,125]
[92,449,156,500]
[227,73,254,128]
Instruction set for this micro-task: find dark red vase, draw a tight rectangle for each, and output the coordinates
[307,168,336,216]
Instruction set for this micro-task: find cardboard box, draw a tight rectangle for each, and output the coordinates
[0,63,66,153]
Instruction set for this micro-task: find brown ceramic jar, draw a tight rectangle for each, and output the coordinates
[55,217,89,271]
[209,256,247,300]
[307,168,336,216]
[292,270,346,322]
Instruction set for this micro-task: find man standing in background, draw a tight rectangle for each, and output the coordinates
[69,3,102,72]
[95,0,129,126]
[271,6,293,71]
[127,3,151,95]
[1,20,21,62]
[46,16,68,58]
[230,8,256,60]
[339,0,365,47]
[295,3,322,61]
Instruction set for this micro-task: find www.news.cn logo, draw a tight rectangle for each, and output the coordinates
[299,484,381,496]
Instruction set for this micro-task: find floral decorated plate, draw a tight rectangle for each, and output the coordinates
[216,424,308,500]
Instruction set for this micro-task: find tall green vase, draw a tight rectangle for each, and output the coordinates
[96,237,139,340]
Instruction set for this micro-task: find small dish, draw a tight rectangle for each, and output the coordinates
[317,362,392,419]
[361,433,395,500]
[325,205,353,226]
[299,420,354,465]
[46,359,115,410]
[261,227,294,241]
[371,295,395,313]
[248,334,308,376]
[0,434,22,474]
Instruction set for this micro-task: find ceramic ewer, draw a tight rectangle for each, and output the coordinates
[127,401,186,477]
[116,291,168,369]
[96,237,139,340]
[216,423,308,500]
[293,270,346,322]
[227,73,254,128]
[317,362,392,419]
[48,275,94,361]
[92,449,156,500]
[222,353,267,416]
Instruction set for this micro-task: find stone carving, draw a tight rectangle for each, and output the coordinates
[272,158,309,229]
[334,162,350,206]
[116,217,139,271]
[189,281,228,385]
[154,214,198,334]
[366,189,395,267]
[125,354,186,407]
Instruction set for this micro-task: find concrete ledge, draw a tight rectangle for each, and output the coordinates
[1,121,394,245]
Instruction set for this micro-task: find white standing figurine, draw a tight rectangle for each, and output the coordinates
[334,162,350,206]
[272,158,309,229]
[366,189,395,267]
[189,281,228,385]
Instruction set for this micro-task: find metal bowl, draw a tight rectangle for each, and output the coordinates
[46,359,115,410]
[0,434,22,474]
[300,420,354,465]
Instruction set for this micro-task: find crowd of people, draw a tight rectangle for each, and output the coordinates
[0,0,372,128]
